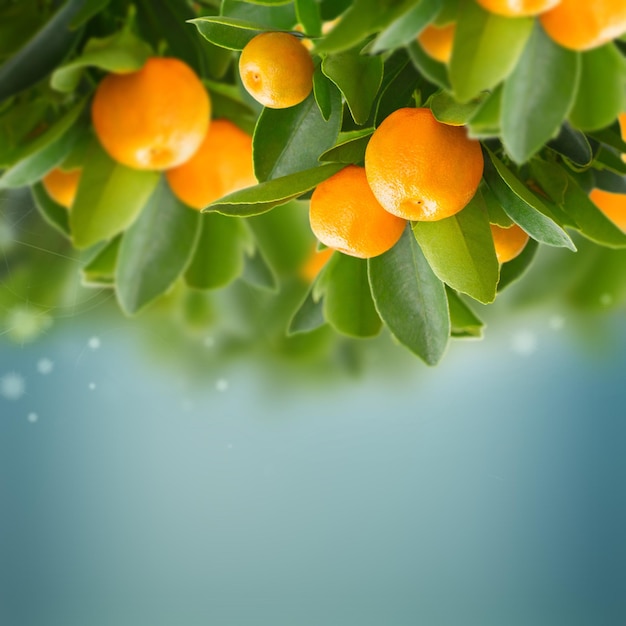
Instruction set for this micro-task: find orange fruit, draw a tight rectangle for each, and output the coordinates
[309,165,406,259]
[91,57,210,170]
[365,107,484,221]
[300,246,334,281]
[239,32,314,109]
[166,119,256,210]
[539,0,626,51]
[490,224,529,263]
[417,23,456,63]
[589,188,626,231]
[41,167,82,208]
[475,0,561,16]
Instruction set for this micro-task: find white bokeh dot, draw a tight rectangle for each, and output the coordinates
[88,336,101,350]
[511,330,538,356]
[27,412,38,423]
[1,373,25,400]
[216,378,229,392]
[37,358,54,375]
[203,336,215,348]
[549,315,565,331]
[88,382,96,391]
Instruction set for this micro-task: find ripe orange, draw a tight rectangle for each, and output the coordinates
[166,119,256,210]
[589,188,626,232]
[309,165,406,259]
[539,0,626,51]
[299,246,334,281]
[475,0,561,16]
[239,32,314,109]
[417,23,456,64]
[41,167,82,208]
[365,107,484,221]
[490,223,529,263]
[91,57,210,170]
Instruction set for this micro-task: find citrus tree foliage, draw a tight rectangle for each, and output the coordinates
[1,0,626,365]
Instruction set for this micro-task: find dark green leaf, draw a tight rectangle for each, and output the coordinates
[70,142,160,249]
[205,163,344,217]
[412,190,500,303]
[501,22,580,164]
[81,236,121,287]
[322,46,383,125]
[116,179,201,314]
[242,246,278,291]
[547,122,594,167]
[369,226,449,365]
[497,237,538,291]
[312,66,334,121]
[189,16,267,50]
[569,43,626,132]
[69,0,111,28]
[374,53,421,125]
[407,41,450,90]
[31,183,70,237]
[319,129,373,164]
[446,287,483,338]
[253,90,342,181]
[323,253,381,338]
[449,0,532,102]
[594,169,626,194]
[185,213,247,290]
[288,287,326,335]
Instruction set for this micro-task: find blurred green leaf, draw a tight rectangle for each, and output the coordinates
[116,179,200,314]
[323,253,381,338]
[369,226,450,365]
[189,16,267,50]
[497,237,538,291]
[501,22,580,164]
[288,287,326,335]
[242,246,278,291]
[69,0,111,28]
[322,45,383,125]
[206,163,344,217]
[81,236,120,287]
[70,142,160,249]
[185,213,247,290]
[407,41,450,90]
[295,0,322,36]
[254,90,342,181]
[31,183,70,237]
[412,190,500,303]
[446,287,483,338]
[569,43,626,132]
[449,0,532,102]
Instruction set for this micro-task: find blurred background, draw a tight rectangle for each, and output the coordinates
[1,188,626,626]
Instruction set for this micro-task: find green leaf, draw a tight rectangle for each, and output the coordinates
[369,226,450,365]
[295,0,322,36]
[412,190,500,303]
[371,0,441,53]
[51,28,152,93]
[0,0,85,102]
[501,22,580,164]
[496,237,538,291]
[373,51,421,125]
[318,128,373,164]
[429,90,487,126]
[323,253,381,338]
[407,41,450,91]
[288,287,326,335]
[483,149,576,250]
[253,89,342,182]
[69,0,112,29]
[205,163,344,217]
[594,169,626,194]
[569,43,626,132]
[189,16,267,50]
[312,67,334,121]
[81,236,121,287]
[322,46,383,125]
[242,246,278,291]
[70,142,160,249]
[448,0,532,102]
[185,213,247,290]
[31,183,70,237]
[446,287,483,338]
[546,122,594,168]
[116,179,200,314]
[467,84,501,138]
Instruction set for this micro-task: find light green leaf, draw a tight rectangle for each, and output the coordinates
[189,16,267,50]
[446,287,483,338]
[412,191,500,303]
[31,183,70,238]
[449,0,532,102]
[430,90,487,126]
[295,0,322,36]
[288,287,327,335]
[81,236,121,287]
[116,179,200,314]
[467,84,501,138]
[407,41,450,90]
[502,22,580,164]
[70,142,160,249]
[319,128,373,164]
[369,226,450,365]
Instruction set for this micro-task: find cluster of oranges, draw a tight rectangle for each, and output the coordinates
[43,56,256,213]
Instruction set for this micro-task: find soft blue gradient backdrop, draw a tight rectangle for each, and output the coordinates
[1,309,625,625]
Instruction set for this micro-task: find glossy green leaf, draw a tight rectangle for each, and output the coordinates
[206,163,344,217]
[221,0,297,30]
[546,122,594,167]
[497,237,538,291]
[254,90,342,182]
[81,236,121,287]
[0,0,85,102]
[430,90,487,126]
[502,22,580,164]
[481,180,512,226]
[449,0,532,102]
[70,142,160,249]
[322,46,383,125]
[288,287,327,335]
[323,254,382,338]
[407,41,450,91]
[31,183,70,238]
[374,52,421,125]
[189,16,267,50]
[467,84,501,138]
[569,43,626,132]
[369,227,450,365]
[312,67,334,121]
[242,247,278,291]
[185,213,246,290]
[295,0,322,36]
[483,149,576,250]
[372,0,441,53]
[51,29,152,92]
[412,191,500,303]
[319,129,373,164]
[116,179,200,314]
[446,287,483,338]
